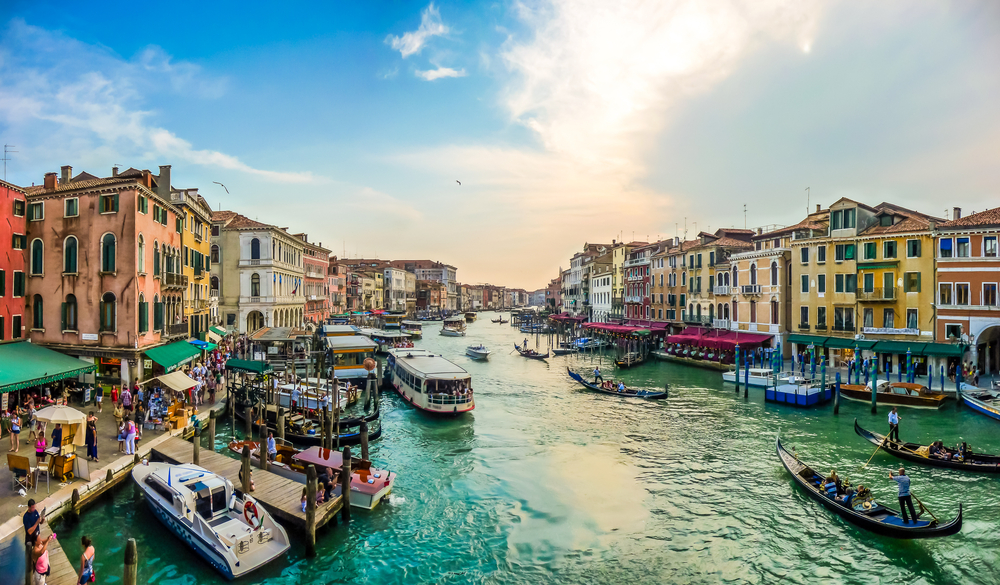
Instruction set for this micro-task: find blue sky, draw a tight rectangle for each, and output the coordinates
[1,1,998,288]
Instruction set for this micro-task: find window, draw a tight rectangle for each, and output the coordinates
[835,307,854,331]
[138,195,148,214]
[251,273,261,297]
[212,224,220,237]
[697,254,702,268]
[13,271,25,297]
[903,272,921,293]
[835,244,855,261]
[12,234,26,250]
[956,283,970,305]
[939,238,953,258]
[817,246,826,263]
[801,274,809,293]
[835,274,844,293]
[709,252,715,265]
[32,295,43,329]
[13,199,25,216]
[945,324,962,339]
[906,239,921,258]
[831,208,856,230]
[0,315,4,340]
[844,208,856,228]
[30,239,43,275]
[984,284,997,306]
[955,238,972,258]
[0,269,4,296]
[99,194,119,213]
[251,238,261,260]
[184,246,189,267]
[883,308,894,328]
[879,215,893,226]
[138,294,148,333]
[883,240,897,259]
[845,274,857,293]
[211,245,220,264]
[939,283,953,305]
[176,218,182,234]
[12,315,21,339]
[863,308,874,328]
[985,237,997,258]
[154,295,163,331]
[799,306,809,326]
[101,233,116,272]
[682,273,686,286]
[818,275,826,294]
[906,309,918,330]
[153,243,161,277]
[63,294,78,331]
[817,306,826,328]
[100,292,116,332]
[770,262,778,285]
[800,247,809,263]
[137,235,145,274]
[27,202,44,221]
[863,242,876,260]
[863,273,874,292]
[64,198,79,217]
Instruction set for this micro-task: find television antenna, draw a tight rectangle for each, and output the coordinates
[2,145,16,182]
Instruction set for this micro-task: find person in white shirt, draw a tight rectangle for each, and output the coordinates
[888,407,900,446]
[266,432,277,462]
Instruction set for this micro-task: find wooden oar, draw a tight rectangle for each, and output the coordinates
[912,493,939,524]
[862,435,889,469]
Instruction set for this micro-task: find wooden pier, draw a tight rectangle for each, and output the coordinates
[150,436,342,531]
[0,525,78,585]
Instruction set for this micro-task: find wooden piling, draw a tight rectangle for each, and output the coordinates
[241,445,252,493]
[334,380,340,449]
[123,538,137,585]
[276,408,285,443]
[258,434,268,472]
[834,372,841,415]
[71,488,80,519]
[360,421,369,461]
[192,426,200,466]
[305,465,317,557]
[244,406,252,440]
[320,407,328,450]
[207,409,216,452]
[340,446,352,522]
[25,541,32,585]
[106,468,114,483]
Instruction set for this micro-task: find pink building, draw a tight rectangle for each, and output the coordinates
[328,256,348,315]
[24,165,186,387]
[295,234,331,325]
[1,179,28,340]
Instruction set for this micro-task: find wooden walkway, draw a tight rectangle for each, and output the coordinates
[150,437,342,531]
[0,524,78,585]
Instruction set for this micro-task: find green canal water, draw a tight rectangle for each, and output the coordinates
[44,318,1000,584]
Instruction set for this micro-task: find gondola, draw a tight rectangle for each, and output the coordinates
[776,437,962,539]
[567,368,668,399]
[514,344,549,360]
[234,404,382,447]
[854,419,1000,473]
[491,318,509,324]
[614,352,645,369]
[552,347,578,356]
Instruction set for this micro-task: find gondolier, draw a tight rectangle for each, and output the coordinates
[888,407,900,446]
[889,468,918,524]
[593,367,603,384]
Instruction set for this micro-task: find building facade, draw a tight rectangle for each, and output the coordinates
[328,257,349,315]
[163,169,213,339]
[1,179,27,341]
[383,267,409,312]
[297,236,331,325]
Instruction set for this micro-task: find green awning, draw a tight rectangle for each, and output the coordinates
[210,326,227,337]
[634,329,651,336]
[144,340,202,372]
[873,341,921,354]
[917,342,966,357]
[0,341,97,394]
[225,359,273,374]
[856,262,899,270]
[824,337,877,350]
[788,334,829,346]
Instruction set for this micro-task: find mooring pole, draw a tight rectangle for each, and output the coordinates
[207,409,216,452]
[340,446,352,522]
[123,538,138,585]
[305,464,317,557]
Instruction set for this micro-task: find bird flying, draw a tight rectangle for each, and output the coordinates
[456,180,461,185]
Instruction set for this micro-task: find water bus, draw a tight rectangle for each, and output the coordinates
[386,348,475,415]
[401,320,423,338]
[381,313,404,329]
[325,335,378,384]
[440,316,467,337]
[465,311,477,323]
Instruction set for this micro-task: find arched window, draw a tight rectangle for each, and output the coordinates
[251,238,260,260]
[708,303,714,321]
[211,244,220,264]
[137,235,145,274]
[64,236,78,273]
[696,304,702,318]
[732,266,739,287]
[32,295,43,329]
[138,293,148,333]
[723,303,730,319]
[682,273,687,286]
[771,262,778,286]
[750,300,757,323]
[210,276,220,293]
[750,263,757,285]
[63,294,78,331]
[771,299,779,325]
[30,239,43,275]
[101,233,116,272]
[153,242,161,276]
[100,292,116,332]
[251,273,260,297]
[732,301,739,322]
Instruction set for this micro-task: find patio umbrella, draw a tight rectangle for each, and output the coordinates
[35,405,87,447]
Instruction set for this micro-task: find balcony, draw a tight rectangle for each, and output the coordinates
[713,318,730,329]
[162,273,188,289]
[684,315,711,325]
[165,323,188,337]
[798,323,811,331]
[832,323,856,333]
[193,232,203,243]
[741,284,762,295]
[815,324,827,331]
[713,285,731,295]
[857,287,895,302]
[210,289,219,298]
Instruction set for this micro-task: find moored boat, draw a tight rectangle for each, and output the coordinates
[854,419,1000,473]
[465,344,491,360]
[132,462,290,579]
[386,348,475,415]
[226,441,396,509]
[723,367,776,388]
[840,380,948,409]
[567,368,668,399]
[514,344,549,360]
[766,378,832,407]
[552,346,578,356]
[234,403,381,447]
[614,351,645,369]
[959,389,1000,422]
[776,437,962,539]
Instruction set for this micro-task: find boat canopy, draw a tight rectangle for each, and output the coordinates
[326,335,378,351]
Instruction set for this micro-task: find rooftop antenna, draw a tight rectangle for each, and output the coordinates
[744,204,747,229]
[2,145,16,182]
[805,187,810,215]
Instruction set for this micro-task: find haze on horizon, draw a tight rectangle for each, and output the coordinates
[1,1,997,290]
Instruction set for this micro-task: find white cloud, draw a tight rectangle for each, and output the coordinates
[0,19,311,183]
[386,2,449,58]
[415,66,467,81]
[348,187,423,221]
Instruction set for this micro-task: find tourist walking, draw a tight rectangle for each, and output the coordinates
[134,401,145,439]
[77,536,95,584]
[888,407,900,445]
[9,411,21,452]
[125,419,137,455]
[117,421,126,453]
[32,531,55,585]
[95,386,103,412]
[889,468,918,524]
[85,413,98,461]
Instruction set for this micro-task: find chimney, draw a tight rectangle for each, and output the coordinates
[757,228,762,235]
[953,207,961,220]
[60,166,72,185]
[112,166,119,177]
[816,204,820,213]
[158,165,171,198]
[44,172,57,190]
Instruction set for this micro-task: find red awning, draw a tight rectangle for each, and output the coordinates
[666,327,772,350]
[584,323,646,334]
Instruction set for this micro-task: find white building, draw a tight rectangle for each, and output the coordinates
[590,261,614,323]
[383,267,409,312]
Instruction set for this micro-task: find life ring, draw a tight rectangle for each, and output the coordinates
[244,500,261,530]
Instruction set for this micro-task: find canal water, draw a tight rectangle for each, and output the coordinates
[48,318,1000,584]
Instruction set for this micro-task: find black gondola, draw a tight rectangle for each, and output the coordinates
[567,368,668,399]
[776,437,962,539]
[854,419,1000,473]
[614,352,645,369]
[552,347,578,356]
[235,405,381,447]
[514,344,549,360]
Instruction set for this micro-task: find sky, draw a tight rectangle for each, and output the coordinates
[0,1,998,290]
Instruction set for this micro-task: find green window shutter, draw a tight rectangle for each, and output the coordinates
[903,275,910,293]
[0,270,4,295]
[26,204,34,221]
[915,273,921,292]
[113,193,119,212]
[61,302,66,331]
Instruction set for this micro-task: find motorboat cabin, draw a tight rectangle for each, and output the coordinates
[723,367,777,388]
[440,316,467,337]
[322,324,360,337]
[401,320,423,338]
[325,335,378,383]
[387,348,475,415]
[381,314,404,329]
[465,312,477,323]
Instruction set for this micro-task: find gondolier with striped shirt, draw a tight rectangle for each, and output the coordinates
[889,468,918,524]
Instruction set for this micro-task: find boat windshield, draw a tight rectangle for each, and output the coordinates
[195,487,228,520]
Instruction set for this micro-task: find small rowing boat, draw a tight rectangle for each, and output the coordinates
[552,347,578,356]
[960,389,1000,422]
[614,352,645,369]
[514,344,548,360]
[840,380,948,409]
[776,437,962,539]
[567,368,668,399]
[854,419,1000,473]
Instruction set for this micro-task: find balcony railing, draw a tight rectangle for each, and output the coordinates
[166,323,188,336]
[741,284,762,295]
[713,285,730,295]
[684,315,711,325]
[832,323,856,332]
[193,232,203,243]
[815,324,827,331]
[857,287,895,301]
[713,318,730,329]
[210,290,219,298]
[162,273,188,289]
[798,323,810,331]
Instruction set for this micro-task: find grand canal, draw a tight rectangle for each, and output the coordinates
[49,318,1000,584]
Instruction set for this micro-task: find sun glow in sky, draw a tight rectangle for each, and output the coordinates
[0,1,998,288]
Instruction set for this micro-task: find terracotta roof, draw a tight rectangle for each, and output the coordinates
[223,212,274,230]
[212,210,238,222]
[862,203,944,235]
[0,179,26,194]
[72,171,99,181]
[937,206,1000,229]
[711,236,754,249]
[24,176,138,196]
[757,217,828,239]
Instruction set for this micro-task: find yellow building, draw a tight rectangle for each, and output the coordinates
[167,180,214,339]
[685,229,753,326]
[611,240,645,320]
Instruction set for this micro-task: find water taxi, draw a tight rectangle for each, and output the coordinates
[440,316,467,337]
[723,367,776,388]
[132,462,290,579]
[401,320,423,338]
[466,345,491,360]
[386,348,475,415]
[381,313,404,329]
[325,335,378,383]
[465,311,477,323]
[322,324,360,337]
[360,329,414,354]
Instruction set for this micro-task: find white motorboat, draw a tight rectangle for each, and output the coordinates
[722,367,777,388]
[466,345,491,360]
[132,462,290,580]
[440,316,467,337]
[386,348,475,415]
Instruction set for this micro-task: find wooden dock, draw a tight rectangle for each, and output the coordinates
[0,525,79,585]
[150,436,342,531]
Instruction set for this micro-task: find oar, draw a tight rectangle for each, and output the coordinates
[912,492,939,524]
[862,435,889,469]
